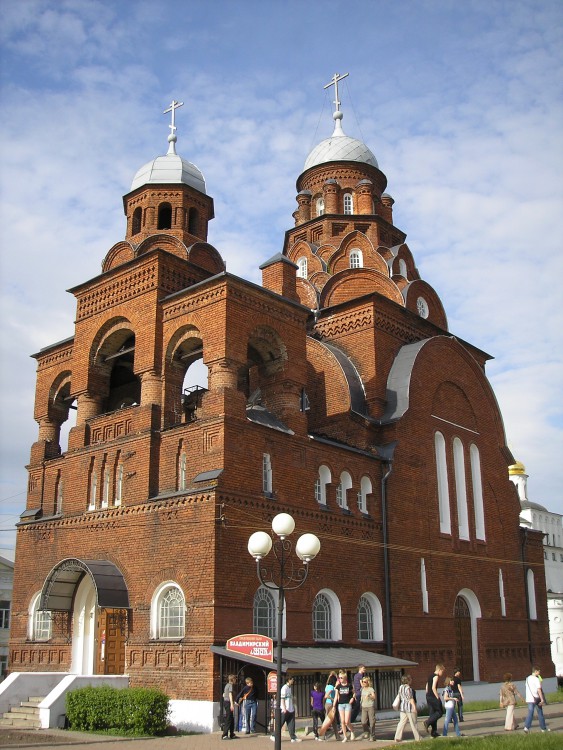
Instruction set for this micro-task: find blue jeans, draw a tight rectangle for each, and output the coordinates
[245,701,257,732]
[443,705,461,736]
[524,701,546,730]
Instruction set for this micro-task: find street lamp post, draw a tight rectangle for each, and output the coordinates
[248,513,320,750]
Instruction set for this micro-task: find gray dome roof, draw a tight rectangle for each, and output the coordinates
[131,152,206,194]
[304,111,378,171]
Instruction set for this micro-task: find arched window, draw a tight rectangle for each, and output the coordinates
[527,569,537,620]
[132,207,142,235]
[316,197,325,216]
[55,473,63,514]
[357,475,372,514]
[253,587,276,638]
[152,583,185,639]
[188,207,198,234]
[453,438,470,540]
[315,465,331,506]
[178,451,187,491]
[263,453,273,495]
[297,257,308,279]
[343,193,353,214]
[435,432,451,534]
[313,589,342,641]
[114,463,123,506]
[102,466,110,509]
[336,471,352,510]
[470,444,485,540]
[157,202,172,230]
[499,569,506,617]
[421,558,429,613]
[88,466,97,512]
[357,593,383,641]
[398,258,408,278]
[29,592,52,641]
[349,249,363,269]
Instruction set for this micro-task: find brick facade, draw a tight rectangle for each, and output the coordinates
[10,108,551,708]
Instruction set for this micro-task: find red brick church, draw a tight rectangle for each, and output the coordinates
[7,80,550,729]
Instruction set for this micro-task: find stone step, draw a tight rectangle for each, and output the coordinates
[0,716,42,728]
[5,705,40,717]
[27,697,46,704]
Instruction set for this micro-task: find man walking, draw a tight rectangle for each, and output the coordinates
[271,676,302,743]
[423,663,445,738]
[523,666,550,733]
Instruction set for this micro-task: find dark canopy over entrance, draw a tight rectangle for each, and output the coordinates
[39,558,130,611]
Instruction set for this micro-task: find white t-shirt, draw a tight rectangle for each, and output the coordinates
[525,674,541,703]
[281,683,294,713]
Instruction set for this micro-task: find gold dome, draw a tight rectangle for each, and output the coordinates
[508,460,526,476]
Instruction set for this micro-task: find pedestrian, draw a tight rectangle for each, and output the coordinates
[237,677,258,734]
[441,676,463,737]
[423,663,445,738]
[499,672,524,731]
[311,681,326,740]
[319,673,339,740]
[523,666,550,733]
[222,674,238,740]
[271,675,302,743]
[393,674,421,743]
[335,670,356,742]
[452,668,465,722]
[360,675,377,741]
[351,665,366,723]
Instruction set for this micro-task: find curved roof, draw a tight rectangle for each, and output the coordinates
[131,152,206,194]
[303,111,378,171]
[40,558,129,611]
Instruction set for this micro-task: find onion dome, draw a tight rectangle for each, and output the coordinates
[508,460,526,476]
[130,100,207,194]
[304,110,378,171]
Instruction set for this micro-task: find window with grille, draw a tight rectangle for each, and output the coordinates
[313,593,332,640]
[253,587,276,638]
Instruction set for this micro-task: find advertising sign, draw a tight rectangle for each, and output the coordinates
[226,633,274,662]
[267,670,278,693]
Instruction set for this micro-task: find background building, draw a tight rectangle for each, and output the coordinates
[510,460,563,679]
[0,552,14,680]
[7,91,551,730]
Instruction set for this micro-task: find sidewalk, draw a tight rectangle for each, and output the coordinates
[1,703,561,749]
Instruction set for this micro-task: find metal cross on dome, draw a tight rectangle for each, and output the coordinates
[324,72,349,111]
[163,99,184,136]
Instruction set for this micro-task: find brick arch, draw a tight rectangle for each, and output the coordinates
[186,241,225,275]
[165,322,205,365]
[432,381,477,431]
[402,279,448,330]
[309,271,331,293]
[306,338,352,428]
[90,317,134,364]
[135,233,188,260]
[389,243,419,280]
[330,231,386,276]
[102,241,135,272]
[47,370,73,424]
[320,268,404,307]
[316,243,337,264]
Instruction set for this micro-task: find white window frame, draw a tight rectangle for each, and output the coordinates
[29,592,52,641]
[499,569,506,617]
[88,470,97,511]
[316,465,331,506]
[349,249,363,269]
[115,464,123,506]
[453,437,470,540]
[343,193,353,214]
[151,582,186,640]
[313,588,342,642]
[297,257,308,278]
[470,444,485,540]
[358,475,372,514]
[337,471,352,510]
[102,467,110,508]
[179,451,187,491]
[316,197,325,216]
[357,592,383,641]
[263,453,273,495]
[435,432,451,534]
[421,558,429,613]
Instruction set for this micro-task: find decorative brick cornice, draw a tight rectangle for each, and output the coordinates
[35,344,74,371]
[76,264,159,320]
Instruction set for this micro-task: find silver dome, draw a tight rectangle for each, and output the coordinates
[131,152,206,194]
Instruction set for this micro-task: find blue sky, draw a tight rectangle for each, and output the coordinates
[1,0,562,547]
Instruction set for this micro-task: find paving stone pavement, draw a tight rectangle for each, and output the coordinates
[0,704,561,749]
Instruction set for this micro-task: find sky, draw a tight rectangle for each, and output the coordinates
[0,0,562,548]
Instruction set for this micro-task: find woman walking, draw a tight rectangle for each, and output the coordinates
[335,670,356,742]
[394,675,421,742]
[360,676,377,741]
[499,672,524,731]
[319,673,339,740]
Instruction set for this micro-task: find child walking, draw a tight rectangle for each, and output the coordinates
[311,681,326,740]
[442,676,463,737]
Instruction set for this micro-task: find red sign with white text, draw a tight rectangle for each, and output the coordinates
[267,671,278,693]
[226,633,273,662]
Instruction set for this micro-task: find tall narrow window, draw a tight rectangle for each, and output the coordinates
[316,465,331,506]
[470,444,485,540]
[179,452,187,491]
[263,453,273,495]
[297,257,308,278]
[527,569,537,620]
[253,587,276,639]
[55,474,63,514]
[349,249,363,269]
[115,464,123,507]
[155,585,185,639]
[434,432,451,534]
[157,202,172,229]
[499,569,506,617]
[0,601,10,630]
[313,593,332,641]
[337,471,352,510]
[188,207,199,234]
[132,207,142,235]
[421,558,429,613]
[343,193,353,214]
[102,467,110,508]
[358,476,372,514]
[357,593,382,641]
[88,468,97,511]
[453,438,470,540]
[29,593,52,641]
[316,197,325,216]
